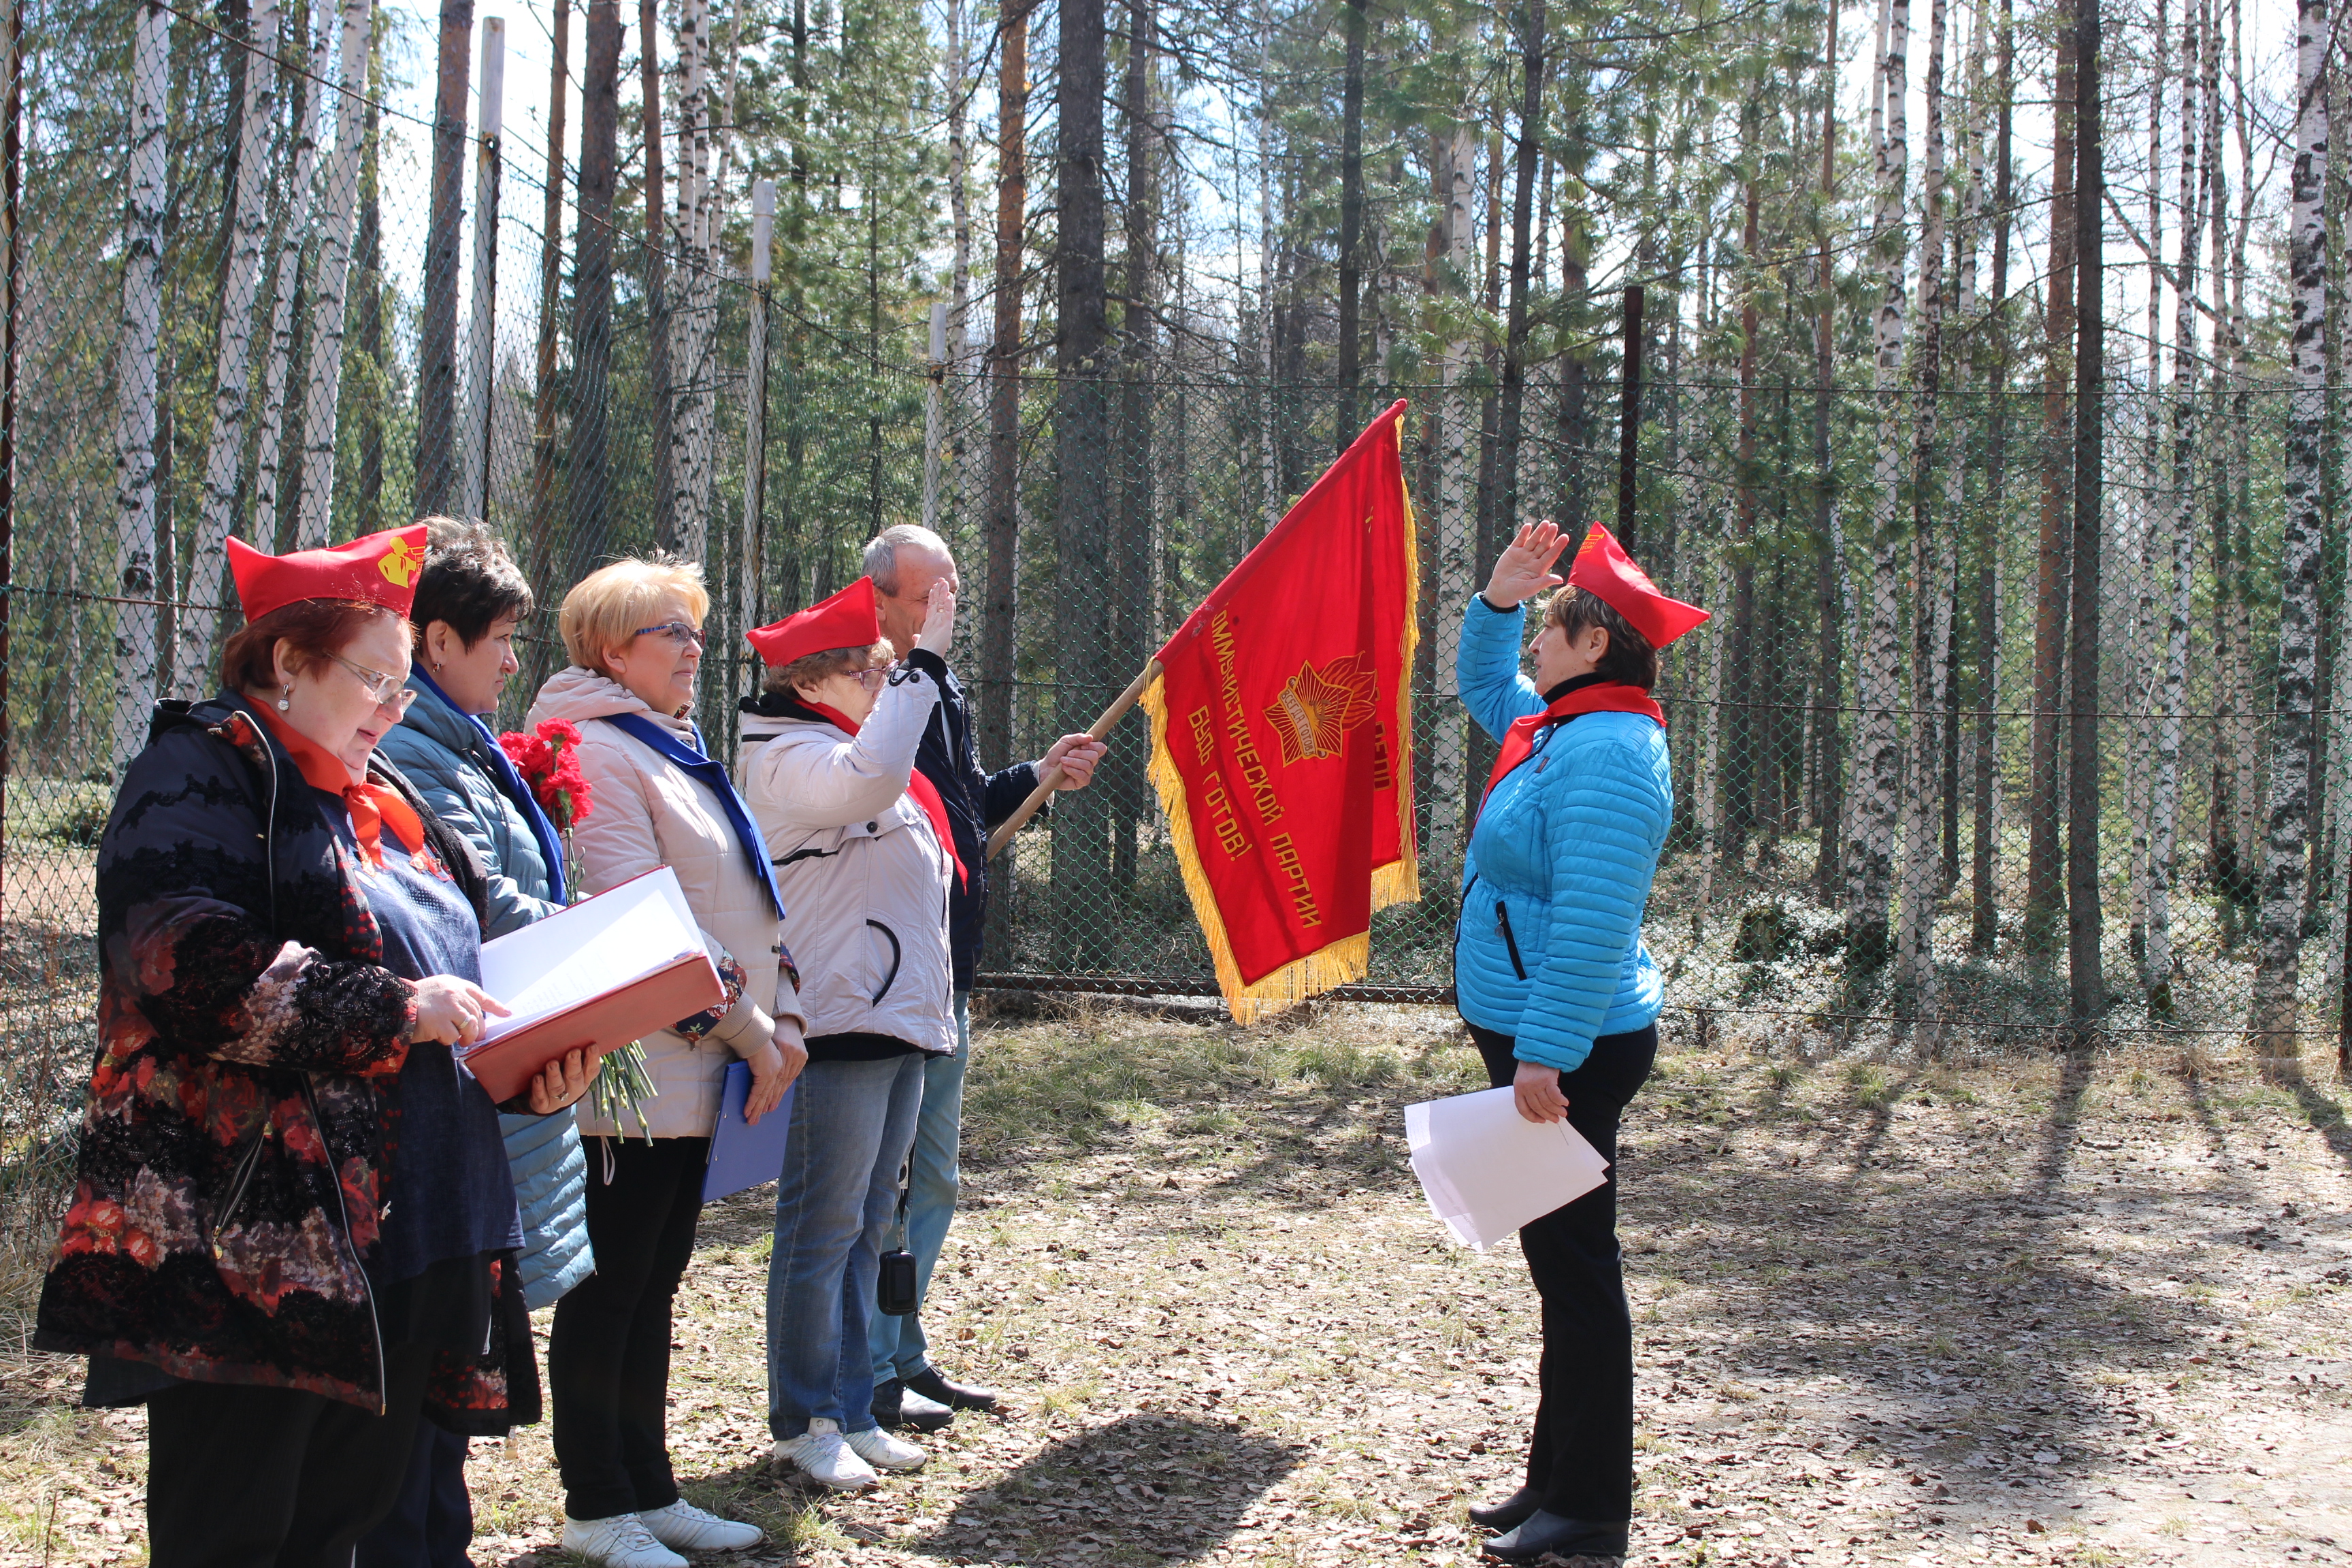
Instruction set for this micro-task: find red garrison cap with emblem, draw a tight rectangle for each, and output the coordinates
[745,576,881,667]
[1566,523,1710,649]
[227,524,429,623]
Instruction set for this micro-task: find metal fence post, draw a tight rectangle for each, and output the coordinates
[461,16,504,523]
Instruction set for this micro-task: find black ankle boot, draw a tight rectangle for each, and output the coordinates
[1481,1511,1629,1563]
[1468,1486,1541,1533]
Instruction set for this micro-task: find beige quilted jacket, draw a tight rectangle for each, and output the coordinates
[527,668,807,1139]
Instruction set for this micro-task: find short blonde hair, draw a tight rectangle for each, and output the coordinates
[561,556,711,672]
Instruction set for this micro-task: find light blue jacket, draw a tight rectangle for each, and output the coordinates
[1452,598,1672,1072]
[383,678,594,1310]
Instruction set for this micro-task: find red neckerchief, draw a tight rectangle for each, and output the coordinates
[804,700,970,890]
[256,704,425,868]
[1480,682,1666,805]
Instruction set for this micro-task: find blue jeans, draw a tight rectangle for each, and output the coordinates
[766,1051,926,1439]
[869,990,972,1388]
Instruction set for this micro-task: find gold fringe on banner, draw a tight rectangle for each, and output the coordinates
[1141,421,1422,1025]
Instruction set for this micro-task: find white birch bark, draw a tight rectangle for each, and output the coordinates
[667,0,711,560]
[252,12,329,552]
[1897,0,1947,1000]
[1256,1,1277,534]
[293,0,372,547]
[945,0,976,527]
[1694,546,1733,937]
[2146,0,2206,1010]
[2330,65,2352,1009]
[2249,0,2330,1059]
[180,0,280,695]
[110,0,169,774]
[1428,121,1479,869]
[2126,2,2168,956]
[1850,0,1909,959]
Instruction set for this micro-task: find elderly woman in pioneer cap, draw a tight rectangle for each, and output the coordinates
[34,524,598,1567]
[735,576,960,1493]
[527,555,806,1568]
[1452,521,1708,1567]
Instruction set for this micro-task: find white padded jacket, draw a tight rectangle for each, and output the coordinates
[735,657,957,1057]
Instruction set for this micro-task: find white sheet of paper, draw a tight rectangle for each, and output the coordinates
[473,868,704,1044]
[1403,1085,1610,1251]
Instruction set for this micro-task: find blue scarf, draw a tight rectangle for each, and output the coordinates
[410,668,570,904]
[599,711,784,918]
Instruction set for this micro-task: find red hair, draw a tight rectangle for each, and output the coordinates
[219,600,411,695]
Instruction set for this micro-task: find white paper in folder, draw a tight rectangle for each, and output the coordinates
[1404,1087,1610,1250]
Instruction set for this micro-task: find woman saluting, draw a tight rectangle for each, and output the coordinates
[1452,520,1708,1566]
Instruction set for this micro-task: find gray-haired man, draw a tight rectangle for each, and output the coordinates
[859,525,1106,1429]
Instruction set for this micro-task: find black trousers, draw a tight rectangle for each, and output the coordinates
[354,1418,474,1568]
[547,1134,708,1522]
[1467,1019,1658,1525]
[145,1344,432,1568]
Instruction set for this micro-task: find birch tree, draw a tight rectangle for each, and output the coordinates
[668,0,710,559]
[253,12,330,550]
[179,0,280,696]
[1848,0,1908,964]
[2144,0,2206,1015]
[110,0,168,774]
[2249,0,2331,1065]
[1428,116,1477,868]
[295,0,373,546]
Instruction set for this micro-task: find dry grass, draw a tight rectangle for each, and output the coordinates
[4,1004,2352,1567]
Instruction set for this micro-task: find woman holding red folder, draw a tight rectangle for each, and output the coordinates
[529,555,806,1568]
[33,525,598,1567]
[1452,521,1707,1565]
[735,575,961,1492]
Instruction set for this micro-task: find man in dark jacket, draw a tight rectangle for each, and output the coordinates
[860,525,1105,1430]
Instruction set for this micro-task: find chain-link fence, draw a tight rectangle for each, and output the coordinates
[0,0,2339,1282]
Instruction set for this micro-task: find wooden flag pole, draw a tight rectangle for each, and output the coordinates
[983,659,1164,861]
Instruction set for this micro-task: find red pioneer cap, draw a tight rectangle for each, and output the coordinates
[745,576,881,667]
[226,524,429,623]
[1565,523,1710,649]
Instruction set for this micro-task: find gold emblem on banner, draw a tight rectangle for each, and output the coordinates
[1264,654,1378,765]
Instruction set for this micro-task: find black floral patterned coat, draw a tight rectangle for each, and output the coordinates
[34,696,539,1431]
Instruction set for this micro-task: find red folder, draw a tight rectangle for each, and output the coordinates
[460,950,721,1102]
[459,867,726,1103]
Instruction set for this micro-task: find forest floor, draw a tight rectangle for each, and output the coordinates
[5,1003,2352,1567]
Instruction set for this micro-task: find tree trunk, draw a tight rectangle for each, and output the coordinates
[640,0,675,551]
[1813,0,1846,899]
[252,11,328,552]
[1110,0,1158,889]
[2249,0,2330,1064]
[566,0,621,573]
[1429,121,1477,871]
[2065,0,2106,1031]
[978,0,1027,772]
[1728,150,1759,870]
[1970,0,2014,953]
[528,0,569,639]
[1492,0,1546,546]
[1898,0,1949,1004]
[667,0,710,559]
[415,0,473,517]
[356,13,382,531]
[2024,5,2076,953]
[180,0,278,695]
[1333,0,1366,441]
[292,0,371,545]
[1848,0,1909,965]
[110,0,168,776]
[2146,0,2206,1016]
[1051,0,1111,962]
[458,18,503,523]
[2126,0,2168,963]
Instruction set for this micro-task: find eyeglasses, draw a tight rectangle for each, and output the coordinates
[333,655,419,712]
[852,664,894,691]
[634,621,707,648]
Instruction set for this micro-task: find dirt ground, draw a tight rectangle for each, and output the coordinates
[5,1004,2351,1567]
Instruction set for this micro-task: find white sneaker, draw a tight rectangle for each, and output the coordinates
[845,1423,927,1471]
[561,1512,689,1568]
[637,1499,766,1552]
[772,1417,880,1490]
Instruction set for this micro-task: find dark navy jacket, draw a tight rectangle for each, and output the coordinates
[910,653,1038,990]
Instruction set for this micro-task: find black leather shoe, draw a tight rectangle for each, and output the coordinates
[1482,1511,1629,1563]
[905,1365,1000,1412]
[870,1377,953,1432]
[1469,1486,1541,1533]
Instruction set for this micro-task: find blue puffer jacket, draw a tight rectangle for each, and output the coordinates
[1453,598,1673,1072]
[382,677,594,1310]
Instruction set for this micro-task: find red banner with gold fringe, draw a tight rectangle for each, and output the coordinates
[1141,399,1420,1022]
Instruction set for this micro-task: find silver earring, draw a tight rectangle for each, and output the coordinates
[276,685,292,713]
